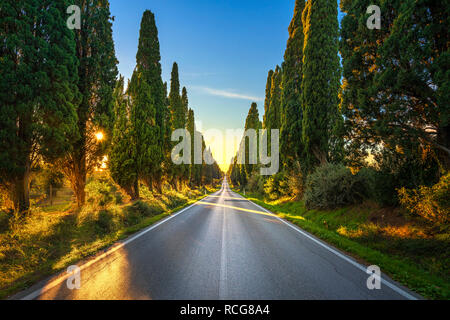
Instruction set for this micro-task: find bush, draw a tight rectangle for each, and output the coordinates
[304,163,368,210]
[85,177,122,210]
[398,173,450,231]
[123,201,163,227]
[0,211,10,233]
[247,173,264,195]
[264,172,289,200]
[95,210,116,234]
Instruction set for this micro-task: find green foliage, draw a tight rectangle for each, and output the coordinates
[33,165,64,196]
[109,76,138,197]
[304,163,368,210]
[0,0,80,213]
[0,211,9,233]
[263,70,274,125]
[247,173,265,195]
[167,62,188,187]
[301,0,341,171]
[264,66,282,131]
[264,172,289,200]
[340,0,448,177]
[280,0,305,167]
[399,173,450,231]
[123,201,159,226]
[85,176,122,210]
[112,10,165,197]
[63,0,118,207]
[94,210,116,235]
[244,102,261,175]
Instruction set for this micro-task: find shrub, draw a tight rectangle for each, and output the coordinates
[398,173,450,231]
[123,201,163,227]
[247,173,264,195]
[95,210,116,234]
[304,163,368,210]
[264,172,289,200]
[85,177,122,210]
[0,211,10,233]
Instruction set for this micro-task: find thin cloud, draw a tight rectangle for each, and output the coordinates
[192,86,263,102]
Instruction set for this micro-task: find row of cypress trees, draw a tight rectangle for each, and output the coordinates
[0,0,118,212]
[0,3,221,214]
[109,10,221,200]
[230,0,342,185]
[230,0,448,199]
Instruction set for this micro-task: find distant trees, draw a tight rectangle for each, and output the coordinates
[168,62,188,188]
[109,13,221,196]
[0,0,79,214]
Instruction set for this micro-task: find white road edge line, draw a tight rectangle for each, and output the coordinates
[21,189,223,300]
[237,192,418,300]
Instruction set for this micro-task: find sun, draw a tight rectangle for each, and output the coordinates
[95,131,104,141]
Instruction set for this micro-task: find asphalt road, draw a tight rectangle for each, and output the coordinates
[15,178,419,300]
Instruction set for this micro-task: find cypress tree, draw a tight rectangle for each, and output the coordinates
[63,0,118,207]
[186,108,196,185]
[109,76,137,197]
[266,66,282,131]
[301,0,341,171]
[0,0,79,213]
[280,0,305,168]
[182,87,189,122]
[168,62,188,188]
[243,102,261,175]
[127,10,165,196]
[169,63,185,131]
[263,70,274,127]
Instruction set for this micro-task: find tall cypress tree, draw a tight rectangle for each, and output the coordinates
[263,69,274,127]
[243,102,261,175]
[109,76,137,197]
[266,66,282,131]
[63,0,118,207]
[280,0,305,168]
[127,10,165,196]
[182,87,189,122]
[301,0,341,171]
[0,0,79,213]
[168,62,188,188]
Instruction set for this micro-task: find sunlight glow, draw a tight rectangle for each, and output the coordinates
[95,131,104,141]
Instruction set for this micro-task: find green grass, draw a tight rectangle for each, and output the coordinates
[236,191,449,300]
[0,185,218,299]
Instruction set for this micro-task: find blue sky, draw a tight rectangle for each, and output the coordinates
[109,0,343,168]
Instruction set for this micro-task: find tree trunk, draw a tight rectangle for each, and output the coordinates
[133,178,140,200]
[69,153,87,208]
[437,123,450,174]
[12,165,31,215]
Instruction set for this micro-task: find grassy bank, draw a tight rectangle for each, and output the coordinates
[0,184,218,299]
[237,191,449,300]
